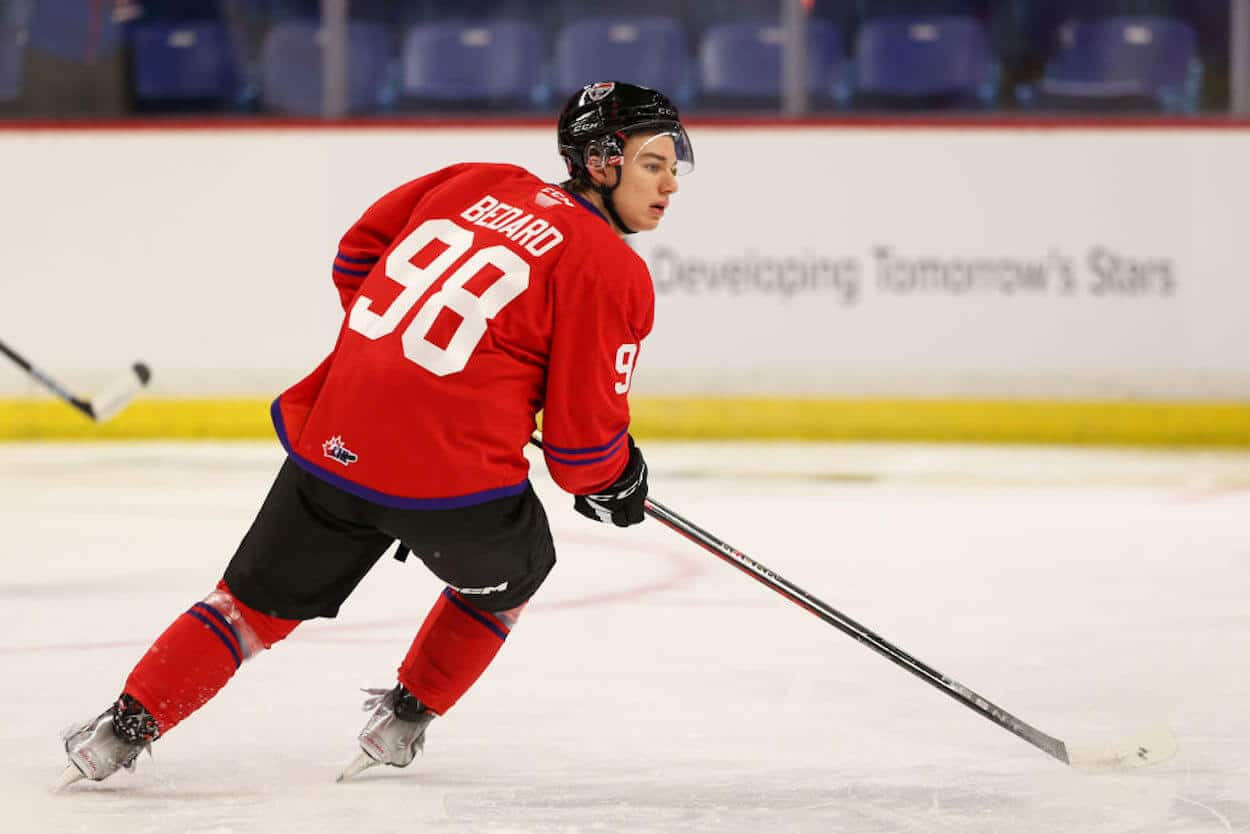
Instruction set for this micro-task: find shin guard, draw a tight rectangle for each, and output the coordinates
[122,580,299,734]
[398,588,524,716]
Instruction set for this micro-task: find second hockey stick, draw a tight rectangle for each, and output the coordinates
[531,432,1175,771]
[0,338,151,422]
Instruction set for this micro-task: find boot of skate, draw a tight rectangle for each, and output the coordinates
[338,684,436,782]
[60,694,159,787]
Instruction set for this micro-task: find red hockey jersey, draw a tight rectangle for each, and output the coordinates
[272,163,654,509]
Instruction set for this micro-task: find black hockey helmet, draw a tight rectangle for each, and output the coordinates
[557,81,694,182]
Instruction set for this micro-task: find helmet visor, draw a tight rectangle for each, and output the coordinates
[629,127,695,177]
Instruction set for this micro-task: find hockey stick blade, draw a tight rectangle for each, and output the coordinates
[1063,726,1178,772]
[55,764,86,791]
[88,362,152,422]
[0,339,150,422]
[336,751,380,783]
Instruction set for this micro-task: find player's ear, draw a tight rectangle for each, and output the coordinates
[586,154,610,187]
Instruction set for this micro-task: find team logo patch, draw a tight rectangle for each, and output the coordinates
[535,185,575,209]
[586,81,615,102]
[322,435,359,466]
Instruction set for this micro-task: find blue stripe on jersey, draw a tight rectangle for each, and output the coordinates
[335,252,379,265]
[442,588,509,641]
[271,399,530,511]
[542,426,628,456]
[333,264,371,277]
[544,444,624,467]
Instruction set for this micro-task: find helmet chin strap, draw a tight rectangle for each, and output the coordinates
[596,166,636,236]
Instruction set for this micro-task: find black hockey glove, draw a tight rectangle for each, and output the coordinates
[573,436,648,527]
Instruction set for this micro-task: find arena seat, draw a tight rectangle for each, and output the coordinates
[260,20,390,115]
[1030,16,1201,112]
[401,21,542,107]
[853,14,996,109]
[698,18,846,108]
[131,21,236,104]
[554,16,688,100]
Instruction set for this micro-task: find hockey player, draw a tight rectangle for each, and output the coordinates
[59,81,694,787]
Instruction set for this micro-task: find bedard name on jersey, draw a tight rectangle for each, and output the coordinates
[460,191,567,257]
[272,162,655,509]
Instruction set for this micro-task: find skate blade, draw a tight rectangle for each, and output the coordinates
[55,764,86,791]
[336,751,380,783]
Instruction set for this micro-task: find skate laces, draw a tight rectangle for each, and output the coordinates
[359,685,431,722]
[111,694,161,744]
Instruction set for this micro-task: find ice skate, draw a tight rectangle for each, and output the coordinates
[58,694,158,789]
[337,685,435,782]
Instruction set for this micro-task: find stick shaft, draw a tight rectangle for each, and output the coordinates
[0,338,95,417]
[643,496,1068,762]
[531,432,1069,764]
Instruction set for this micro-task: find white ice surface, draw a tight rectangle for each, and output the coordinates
[2,441,1249,833]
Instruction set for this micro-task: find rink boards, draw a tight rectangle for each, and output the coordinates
[1,396,1247,447]
[0,121,1247,444]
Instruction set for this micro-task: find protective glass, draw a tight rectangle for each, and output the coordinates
[629,128,695,177]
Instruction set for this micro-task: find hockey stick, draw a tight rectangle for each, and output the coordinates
[530,432,1175,771]
[0,338,151,422]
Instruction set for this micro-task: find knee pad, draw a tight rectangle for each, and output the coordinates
[493,602,526,631]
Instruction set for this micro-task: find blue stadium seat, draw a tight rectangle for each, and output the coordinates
[699,19,846,106]
[1030,16,1200,111]
[25,0,124,61]
[554,16,688,100]
[260,21,391,116]
[0,20,22,103]
[1000,2,1221,71]
[131,22,236,104]
[854,14,996,107]
[401,21,542,106]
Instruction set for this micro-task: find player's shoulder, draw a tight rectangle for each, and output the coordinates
[584,232,649,276]
[432,163,580,219]
[447,161,532,181]
[549,195,649,277]
[439,161,571,193]
[573,214,648,273]
[565,227,652,302]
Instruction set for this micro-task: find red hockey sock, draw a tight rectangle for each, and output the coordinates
[122,580,300,735]
[398,588,524,715]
